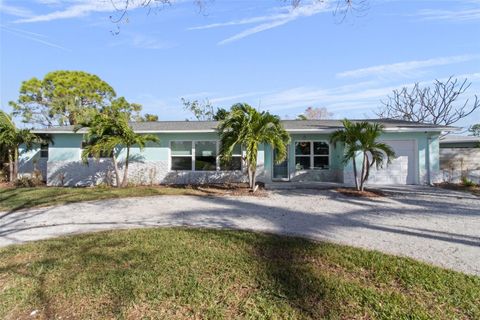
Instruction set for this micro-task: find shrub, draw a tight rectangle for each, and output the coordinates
[461,176,476,187]
[14,173,44,188]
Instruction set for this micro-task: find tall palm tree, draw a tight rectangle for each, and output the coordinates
[218,103,290,192]
[75,111,159,187]
[0,110,48,182]
[331,119,396,191]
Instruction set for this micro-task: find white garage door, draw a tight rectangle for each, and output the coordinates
[368,140,416,185]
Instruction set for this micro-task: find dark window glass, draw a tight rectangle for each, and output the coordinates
[171,157,192,170]
[220,157,242,170]
[295,142,310,155]
[295,157,311,170]
[314,156,329,169]
[313,142,329,155]
[40,144,48,158]
[195,141,217,171]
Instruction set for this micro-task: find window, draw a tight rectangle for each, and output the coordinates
[220,144,242,171]
[295,141,329,170]
[40,143,48,158]
[195,141,217,171]
[170,141,241,171]
[171,141,192,170]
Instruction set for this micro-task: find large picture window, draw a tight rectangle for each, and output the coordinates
[171,141,193,170]
[295,141,329,170]
[170,141,242,171]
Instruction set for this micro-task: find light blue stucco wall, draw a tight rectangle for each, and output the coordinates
[19,130,441,185]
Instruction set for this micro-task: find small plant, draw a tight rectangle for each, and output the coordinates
[461,176,475,187]
[14,175,44,188]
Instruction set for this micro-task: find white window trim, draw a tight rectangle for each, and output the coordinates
[294,140,330,171]
[169,140,243,172]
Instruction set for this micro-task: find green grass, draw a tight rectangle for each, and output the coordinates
[0,228,478,319]
[0,185,240,212]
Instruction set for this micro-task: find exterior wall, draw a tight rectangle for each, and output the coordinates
[45,132,264,186]
[439,147,480,184]
[264,134,344,183]
[18,130,443,187]
[18,145,48,181]
[342,132,440,186]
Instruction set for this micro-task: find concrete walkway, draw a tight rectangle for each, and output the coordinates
[0,186,479,275]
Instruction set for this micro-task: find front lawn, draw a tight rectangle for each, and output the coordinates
[0,185,261,212]
[0,228,478,319]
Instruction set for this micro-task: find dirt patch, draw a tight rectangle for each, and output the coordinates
[156,183,268,197]
[335,187,387,198]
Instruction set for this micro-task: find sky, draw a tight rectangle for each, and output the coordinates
[0,0,479,129]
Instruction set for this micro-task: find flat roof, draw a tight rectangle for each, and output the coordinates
[32,119,457,134]
[440,135,480,143]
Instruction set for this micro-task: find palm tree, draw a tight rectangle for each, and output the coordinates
[331,119,396,191]
[0,110,48,182]
[218,103,290,192]
[75,111,159,187]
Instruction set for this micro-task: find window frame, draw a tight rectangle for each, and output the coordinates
[294,140,330,171]
[169,140,243,172]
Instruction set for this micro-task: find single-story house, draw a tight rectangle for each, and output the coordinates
[19,119,453,187]
[439,135,480,184]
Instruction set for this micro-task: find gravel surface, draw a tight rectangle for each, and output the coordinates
[1,186,479,275]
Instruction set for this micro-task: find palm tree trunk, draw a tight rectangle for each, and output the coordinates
[121,147,130,188]
[112,153,121,188]
[251,168,257,193]
[13,147,19,182]
[360,152,367,192]
[8,150,13,182]
[352,157,359,191]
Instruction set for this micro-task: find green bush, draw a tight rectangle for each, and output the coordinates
[461,176,476,187]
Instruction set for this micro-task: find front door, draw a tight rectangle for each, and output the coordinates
[272,148,289,181]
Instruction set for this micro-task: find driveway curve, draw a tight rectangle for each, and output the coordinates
[1,186,479,275]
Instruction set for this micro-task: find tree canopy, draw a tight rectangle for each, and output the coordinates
[9,70,159,127]
[10,70,116,127]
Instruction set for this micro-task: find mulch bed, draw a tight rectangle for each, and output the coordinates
[166,183,268,197]
[335,187,387,198]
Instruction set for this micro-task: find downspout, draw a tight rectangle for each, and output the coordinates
[426,133,431,186]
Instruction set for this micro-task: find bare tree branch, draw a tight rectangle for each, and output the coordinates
[377,76,480,126]
[107,0,365,32]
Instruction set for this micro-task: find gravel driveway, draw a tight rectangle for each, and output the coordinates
[1,186,479,275]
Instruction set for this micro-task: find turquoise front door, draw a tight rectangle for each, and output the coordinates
[272,148,289,181]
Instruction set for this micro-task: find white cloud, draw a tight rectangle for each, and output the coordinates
[110,33,176,49]
[0,1,33,18]
[14,0,145,23]
[336,54,480,79]
[189,1,332,45]
[417,8,480,21]
[0,25,70,51]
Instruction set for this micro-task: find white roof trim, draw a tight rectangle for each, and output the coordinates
[33,126,459,134]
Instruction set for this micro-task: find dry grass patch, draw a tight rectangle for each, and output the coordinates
[0,184,266,212]
[335,187,387,198]
[435,182,480,197]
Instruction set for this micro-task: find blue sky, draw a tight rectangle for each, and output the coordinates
[0,0,479,128]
